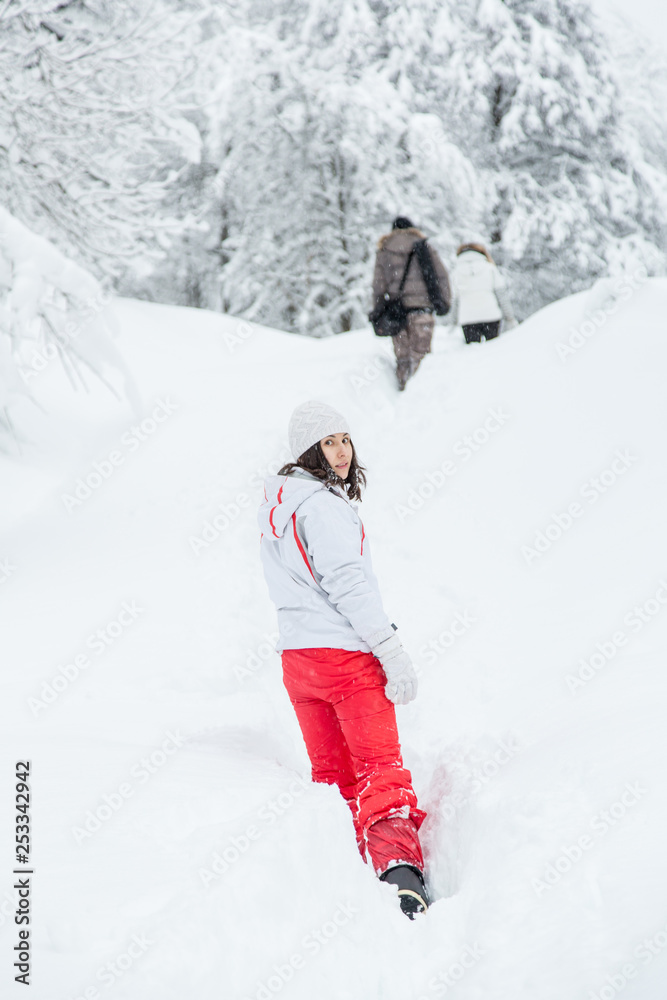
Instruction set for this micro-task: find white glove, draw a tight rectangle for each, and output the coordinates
[370,631,418,706]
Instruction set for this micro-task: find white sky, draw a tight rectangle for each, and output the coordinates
[591,0,667,52]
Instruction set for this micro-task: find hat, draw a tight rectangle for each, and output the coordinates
[288,401,350,461]
[392,216,414,230]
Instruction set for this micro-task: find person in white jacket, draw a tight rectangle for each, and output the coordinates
[450,242,517,343]
[257,400,428,918]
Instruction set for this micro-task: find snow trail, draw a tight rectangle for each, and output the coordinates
[2,283,667,999]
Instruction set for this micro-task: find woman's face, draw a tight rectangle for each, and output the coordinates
[320,433,353,480]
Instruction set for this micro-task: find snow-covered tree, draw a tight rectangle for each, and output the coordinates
[5,0,664,332]
[444,0,667,316]
[608,20,667,224]
[205,0,479,334]
[0,0,202,284]
[0,206,138,451]
[120,3,241,309]
[187,0,667,332]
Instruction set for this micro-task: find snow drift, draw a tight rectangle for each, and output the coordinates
[1,277,667,1000]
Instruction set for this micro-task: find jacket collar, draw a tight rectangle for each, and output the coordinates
[377,226,425,249]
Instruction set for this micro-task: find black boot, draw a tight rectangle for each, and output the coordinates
[379,864,429,919]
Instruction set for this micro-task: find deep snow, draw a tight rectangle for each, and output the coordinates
[2,278,667,1000]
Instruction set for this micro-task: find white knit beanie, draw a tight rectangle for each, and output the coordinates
[288,400,350,461]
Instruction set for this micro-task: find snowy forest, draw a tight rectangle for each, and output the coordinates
[1,0,667,358]
[4,3,667,996]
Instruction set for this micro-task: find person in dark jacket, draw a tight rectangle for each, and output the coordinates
[371,217,451,390]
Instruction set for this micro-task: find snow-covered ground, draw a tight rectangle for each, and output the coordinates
[2,279,667,1000]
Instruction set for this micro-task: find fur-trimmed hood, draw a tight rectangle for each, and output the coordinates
[377,226,425,250]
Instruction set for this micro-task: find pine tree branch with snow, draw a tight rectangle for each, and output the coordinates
[0,206,139,452]
[0,0,204,286]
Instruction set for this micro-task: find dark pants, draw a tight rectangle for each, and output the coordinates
[393,310,435,385]
[463,321,500,344]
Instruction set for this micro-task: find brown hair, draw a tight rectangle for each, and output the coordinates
[456,242,495,263]
[278,440,367,502]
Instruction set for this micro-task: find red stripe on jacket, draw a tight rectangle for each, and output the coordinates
[360,522,365,555]
[292,513,316,581]
[268,480,286,539]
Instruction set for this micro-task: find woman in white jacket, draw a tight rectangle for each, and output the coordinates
[450,242,517,343]
[258,400,428,918]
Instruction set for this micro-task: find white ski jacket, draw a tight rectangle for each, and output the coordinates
[450,250,515,326]
[258,470,393,652]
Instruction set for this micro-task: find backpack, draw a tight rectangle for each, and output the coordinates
[368,244,417,336]
[413,240,450,316]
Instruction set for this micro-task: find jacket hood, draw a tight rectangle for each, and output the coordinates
[377,227,425,250]
[258,471,326,539]
[456,250,493,274]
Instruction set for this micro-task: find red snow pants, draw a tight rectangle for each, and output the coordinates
[281,647,426,874]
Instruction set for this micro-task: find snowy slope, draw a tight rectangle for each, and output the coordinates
[2,280,667,1000]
